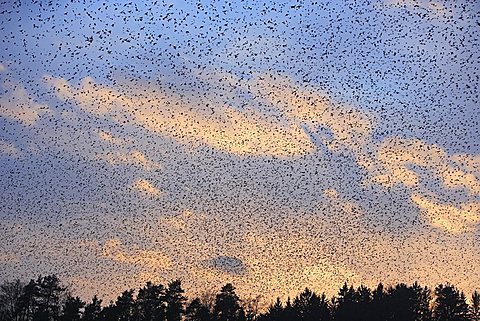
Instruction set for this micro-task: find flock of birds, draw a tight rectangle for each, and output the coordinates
[0,0,479,303]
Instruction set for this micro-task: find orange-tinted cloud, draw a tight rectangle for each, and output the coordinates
[28,69,480,301]
[411,194,480,233]
[44,72,376,158]
[45,75,314,157]
[247,72,373,152]
[0,81,49,125]
[96,130,125,145]
[131,178,162,196]
[102,239,172,270]
[367,137,480,195]
[97,150,161,170]
[0,253,20,263]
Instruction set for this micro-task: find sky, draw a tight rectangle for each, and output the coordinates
[0,0,479,305]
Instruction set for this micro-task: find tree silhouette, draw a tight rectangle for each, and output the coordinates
[412,282,432,321]
[293,287,331,321]
[433,284,469,321]
[102,289,135,321]
[11,275,66,321]
[99,301,117,321]
[17,279,38,321]
[83,295,102,321]
[333,282,358,321]
[470,291,480,321]
[165,280,187,321]
[35,275,66,321]
[385,283,432,321]
[263,298,284,321]
[0,280,24,321]
[185,298,211,321]
[3,274,480,321]
[280,297,296,321]
[242,295,262,321]
[59,295,84,321]
[133,282,165,321]
[370,283,388,321]
[213,284,245,321]
[356,285,372,321]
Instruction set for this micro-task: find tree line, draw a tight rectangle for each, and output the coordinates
[1,274,479,321]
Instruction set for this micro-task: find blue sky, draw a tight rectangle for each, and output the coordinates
[0,0,479,303]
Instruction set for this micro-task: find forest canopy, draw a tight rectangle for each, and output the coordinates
[0,274,479,321]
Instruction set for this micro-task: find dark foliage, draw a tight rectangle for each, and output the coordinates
[1,275,479,321]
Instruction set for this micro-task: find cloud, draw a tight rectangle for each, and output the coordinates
[0,63,6,72]
[0,82,49,125]
[160,209,196,232]
[376,0,450,19]
[372,137,444,187]
[0,253,20,263]
[440,167,480,195]
[0,139,19,157]
[131,178,162,196]
[44,76,116,116]
[240,228,363,299]
[247,72,374,152]
[96,130,125,145]
[44,75,311,156]
[411,194,480,234]
[44,72,375,157]
[97,150,162,171]
[366,137,480,195]
[452,154,480,173]
[151,207,365,299]
[102,239,172,270]
[0,0,476,305]
[323,188,339,199]
[360,137,480,232]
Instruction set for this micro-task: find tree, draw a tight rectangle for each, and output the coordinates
[370,283,388,321]
[13,275,66,321]
[83,295,102,321]
[34,275,66,321]
[17,279,38,321]
[59,295,84,321]
[100,289,135,321]
[242,295,262,321]
[386,283,432,321]
[0,279,24,321]
[117,289,135,321]
[165,280,186,321]
[133,282,165,321]
[293,288,331,321]
[433,284,468,321]
[470,291,480,321]
[281,297,296,321]
[213,284,245,321]
[333,282,358,321]
[412,282,432,321]
[99,301,118,321]
[264,298,283,321]
[356,285,372,321]
[198,289,216,314]
[185,298,211,321]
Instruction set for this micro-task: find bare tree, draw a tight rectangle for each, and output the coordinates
[0,279,25,321]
